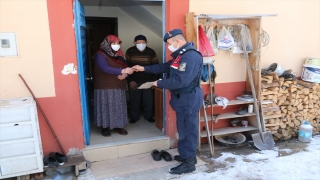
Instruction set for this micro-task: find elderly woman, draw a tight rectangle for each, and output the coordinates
[94,35,133,137]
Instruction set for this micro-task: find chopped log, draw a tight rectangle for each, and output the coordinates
[269,72,279,81]
[268,87,280,91]
[283,82,290,87]
[263,106,280,112]
[297,80,317,88]
[262,82,280,89]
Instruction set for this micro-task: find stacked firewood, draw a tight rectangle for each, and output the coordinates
[260,72,320,141]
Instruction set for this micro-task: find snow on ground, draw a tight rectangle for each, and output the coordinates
[174,135,320,180]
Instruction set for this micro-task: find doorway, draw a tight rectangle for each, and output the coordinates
[79,0,165,146]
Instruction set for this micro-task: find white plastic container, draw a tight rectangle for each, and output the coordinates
[247,104,253,113]
[298,121,313,143]
[301,64,320,83]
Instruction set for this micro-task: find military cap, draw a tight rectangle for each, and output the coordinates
[163,29,183,42]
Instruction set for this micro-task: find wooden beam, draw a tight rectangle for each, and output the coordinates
[185,12,197,48]
[246,18,261,101]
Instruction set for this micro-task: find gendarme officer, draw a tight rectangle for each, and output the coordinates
[132,29,203,174]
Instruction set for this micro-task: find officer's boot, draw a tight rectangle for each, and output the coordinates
[174,155,197,164]
[169,156,196,174]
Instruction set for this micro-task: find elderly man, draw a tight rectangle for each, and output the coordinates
[126,35,159,123]
[133,29,203,174]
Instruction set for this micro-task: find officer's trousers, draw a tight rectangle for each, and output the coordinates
[129,88,154,120]
[176,110,199,159]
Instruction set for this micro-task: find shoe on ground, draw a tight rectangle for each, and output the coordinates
[79,160,91,175]
[129,119,138,124]
[174,155,197,164]
[114,128,128,135]
[146,118,155,123]
[43,156,59,168]
[101,127,111,137]
[160,150,172,161]
[169,156,196,174]
[49,152,68,165]
[151,149,161,161]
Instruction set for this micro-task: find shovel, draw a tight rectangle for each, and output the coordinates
[241,38,275,150]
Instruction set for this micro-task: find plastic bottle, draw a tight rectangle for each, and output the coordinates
[298,121,313,143]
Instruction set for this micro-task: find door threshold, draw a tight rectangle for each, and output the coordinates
[84,136,170,162]
[85,135,169,150]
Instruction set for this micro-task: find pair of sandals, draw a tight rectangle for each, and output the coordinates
[102,128,128,137]
[151,149,172,161]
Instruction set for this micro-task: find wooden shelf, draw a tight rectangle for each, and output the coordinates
[200,112,256,122]
[200,126,257,137]
[207,100,253,107]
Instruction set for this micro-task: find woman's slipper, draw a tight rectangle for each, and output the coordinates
[151,149,161,161]
[160,150,172,161]
[114,128,128,135]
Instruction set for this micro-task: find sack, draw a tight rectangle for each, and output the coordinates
[201,64,215,82]
[240,25,253,51]
[206,26,219,55]
[198,25,215,57]
[217,26,234,50]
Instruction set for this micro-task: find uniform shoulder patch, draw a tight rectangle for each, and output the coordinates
[178,62,187,71]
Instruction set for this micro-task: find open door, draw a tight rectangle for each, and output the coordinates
[74,0,91,145]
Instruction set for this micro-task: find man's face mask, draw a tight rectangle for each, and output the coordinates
[136,43,146,51]
[168,41,179,52]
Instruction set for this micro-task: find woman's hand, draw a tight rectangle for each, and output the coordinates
[117,73,127,80]
[132,65,144,72]
[121,68,134,74]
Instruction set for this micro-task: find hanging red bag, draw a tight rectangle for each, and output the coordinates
[198,25,215,57]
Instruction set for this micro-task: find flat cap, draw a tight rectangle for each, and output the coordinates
[163,29,183,42]
[134,35,147,42]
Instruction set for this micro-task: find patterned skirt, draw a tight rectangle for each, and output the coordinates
[94,89,128,129]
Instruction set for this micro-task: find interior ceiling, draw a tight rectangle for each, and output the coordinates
[79,0,163,37]
[79,0,162,7]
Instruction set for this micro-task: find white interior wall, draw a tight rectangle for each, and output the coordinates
[84,5,164,63]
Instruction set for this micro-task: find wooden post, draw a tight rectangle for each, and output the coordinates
[185,12,197,48]
[246,18,261,102]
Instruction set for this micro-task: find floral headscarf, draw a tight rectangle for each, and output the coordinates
[100,35,124,58]
[98,35,127,68]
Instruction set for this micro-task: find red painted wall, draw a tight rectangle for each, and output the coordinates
[165,0,189,147]
[200,82,246,143]
[39,0,84,155]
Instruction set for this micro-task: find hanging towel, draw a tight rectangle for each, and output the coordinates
[215,96,229,109]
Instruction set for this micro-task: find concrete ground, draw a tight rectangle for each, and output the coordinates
[102,136,313,180]
[3,136,313,180]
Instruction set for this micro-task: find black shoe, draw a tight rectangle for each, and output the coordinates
[129,119,138,124]
[236,107,248,115]
[160,150,172,161]
[43,156,59,168]
[49,152,67,165]
[101,127,111,137]
[174,155,197,164]
[169,158,196,175]
[151,149,161,161]
[146,118,155,123]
